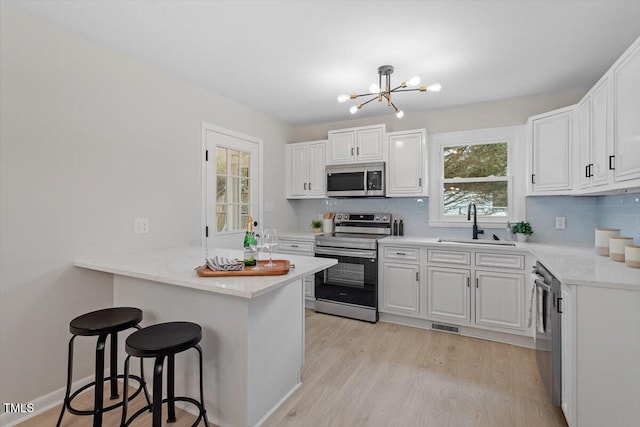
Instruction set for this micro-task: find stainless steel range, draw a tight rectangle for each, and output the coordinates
[314,212,392,323]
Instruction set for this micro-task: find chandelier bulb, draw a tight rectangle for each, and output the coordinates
[349,105,360,114]
[407,76,421,87]
[337,94,350,103]
[427,83,442,92]
[396,109,404,118]
[369,83,381,94]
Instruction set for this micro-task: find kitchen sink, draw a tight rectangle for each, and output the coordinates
[436,238,517,246]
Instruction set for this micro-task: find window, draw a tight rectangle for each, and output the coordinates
[429,126,525,227]
[443,143,508,217]
[215,147,251,232]
[204,124,262,249]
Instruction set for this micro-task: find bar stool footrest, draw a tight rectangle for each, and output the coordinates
[66,374,145,416]
[122,396,207,427]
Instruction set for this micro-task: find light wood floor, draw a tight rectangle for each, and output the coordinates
[21,310,567,427]
[264,310,567,427]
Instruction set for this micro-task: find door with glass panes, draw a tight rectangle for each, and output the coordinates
[205,126,260,249]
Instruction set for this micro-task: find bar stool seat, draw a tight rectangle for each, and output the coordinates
[121,321,209,427]
[56,307,150,427]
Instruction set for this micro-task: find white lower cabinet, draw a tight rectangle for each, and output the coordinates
[380,243,530,338]
[561,283,575,427]
[426,266,470,323]
[381,261,420,317]
[475,270,524,330]
[278,237,315,301]
[561,283,640,427]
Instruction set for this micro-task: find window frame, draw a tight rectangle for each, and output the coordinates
[428,126,526,228]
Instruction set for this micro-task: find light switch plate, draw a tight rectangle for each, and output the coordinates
[134,218,149,234]
[555,216,566,229]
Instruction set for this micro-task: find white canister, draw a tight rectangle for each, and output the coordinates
[609,236,633,262]
[322,218,334,233]
[595,228,620,256]
[625,245,640,268]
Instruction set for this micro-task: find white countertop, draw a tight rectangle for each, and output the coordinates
[278,231,323,241]
[379,236,640,291]
[74,246,336,299]
[525,243,640,291]
[379,236,529,252]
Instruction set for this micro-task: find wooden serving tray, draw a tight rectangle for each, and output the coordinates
[196,259,291,277]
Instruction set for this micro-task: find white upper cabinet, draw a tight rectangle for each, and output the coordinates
[327,124,385,164]
[386,129,428,197]
[528,107,573,194]
[612,38,640,183]
[285,140,326,199]
[575,73,613,191]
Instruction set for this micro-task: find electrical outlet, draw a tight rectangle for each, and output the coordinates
[555,216,566,229]
[133,218,149,234]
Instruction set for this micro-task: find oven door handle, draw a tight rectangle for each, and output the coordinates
[535,279,551,293]
[315,247,377,259]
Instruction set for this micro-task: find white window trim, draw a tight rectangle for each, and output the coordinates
[428,125,526,228]
[201,122,264,247]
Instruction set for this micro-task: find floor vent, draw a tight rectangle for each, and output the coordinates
[431,323,460,334]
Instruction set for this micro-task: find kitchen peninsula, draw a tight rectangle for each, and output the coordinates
[74,246,336,427]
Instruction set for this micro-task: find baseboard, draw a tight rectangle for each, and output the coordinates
[304,299,315,309]
[253,381,302,427]
[0,372,98,427]
[378,313,535,349]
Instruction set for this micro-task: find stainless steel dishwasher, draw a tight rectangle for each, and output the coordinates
[533,261,562,406]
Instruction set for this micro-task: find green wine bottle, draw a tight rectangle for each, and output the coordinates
[243,216,256,266]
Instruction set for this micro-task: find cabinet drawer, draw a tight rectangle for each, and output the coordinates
[383,246,420,261]
[475,252,525,270]
[278,240,314,254]
[427,249,471,265]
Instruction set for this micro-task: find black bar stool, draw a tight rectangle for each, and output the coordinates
[121,321,209,427]
[56,307,150,427]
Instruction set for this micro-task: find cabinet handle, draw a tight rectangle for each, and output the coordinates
[531,174,535,184]
[585,164,590,178]
[419,177,422,187]
[308,182,311,191]
[304,182,307,190]
[291,244,299,248]
[557,297,563,314]
[416,272,419,281]
[589,164,594,177]
[476,277,479,288]
[466,277,470,287]
[609,155,615,170]
[396,252,406,256]
[351,148,354,156]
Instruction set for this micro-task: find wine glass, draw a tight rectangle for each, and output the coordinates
[250,230,267,270]
[263,229,278,267]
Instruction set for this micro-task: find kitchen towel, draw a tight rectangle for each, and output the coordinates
[526,273,537,328]
[537,283,545,334]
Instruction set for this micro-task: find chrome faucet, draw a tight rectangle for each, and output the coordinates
[467,203,484,240]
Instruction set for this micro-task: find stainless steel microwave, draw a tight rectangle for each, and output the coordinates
[326,162,385,197]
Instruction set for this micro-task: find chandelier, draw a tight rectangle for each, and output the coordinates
[337,65,441,118]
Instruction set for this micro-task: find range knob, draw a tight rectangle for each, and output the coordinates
[375,215,380,221]
[344,214,349,220]
[382,215,388,221]
[336,214,342,220]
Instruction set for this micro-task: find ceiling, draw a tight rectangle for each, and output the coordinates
[5,0,640,126]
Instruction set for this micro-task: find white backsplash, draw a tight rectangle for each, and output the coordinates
[289,193,639,245]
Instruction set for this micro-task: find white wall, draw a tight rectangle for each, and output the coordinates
[291,88,586,141]
[0,5,294,405]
